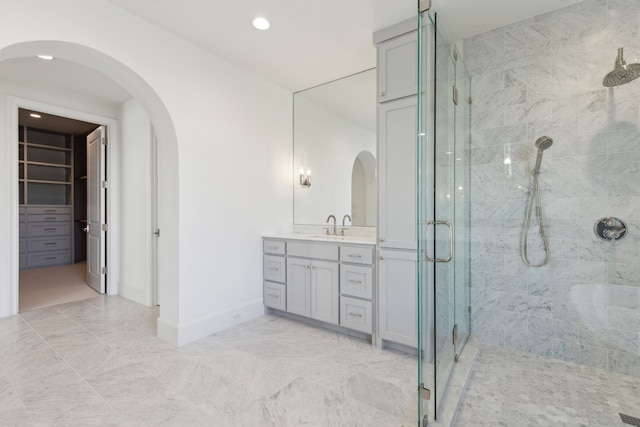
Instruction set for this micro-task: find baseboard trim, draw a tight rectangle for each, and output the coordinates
[157,298,265,347]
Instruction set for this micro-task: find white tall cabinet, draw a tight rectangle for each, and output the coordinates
[375,21,419,349]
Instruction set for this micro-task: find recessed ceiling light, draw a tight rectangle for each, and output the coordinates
[252,17,270,30]
[30,113,42,118]
[37,55,54,61]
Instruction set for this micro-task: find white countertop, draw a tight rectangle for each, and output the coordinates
[263,232,376,245]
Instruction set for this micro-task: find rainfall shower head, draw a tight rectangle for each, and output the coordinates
[603,48,640,87]
[533,136,553,174]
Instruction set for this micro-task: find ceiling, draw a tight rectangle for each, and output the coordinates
[103,0,582,91]
[0,0,583,119]
[19,108,100,135]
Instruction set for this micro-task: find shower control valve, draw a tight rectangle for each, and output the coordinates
[594,216,627,241]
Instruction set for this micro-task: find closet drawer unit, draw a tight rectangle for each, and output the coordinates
[19,238,27,254]
[19,222,26,237]
[28,250,71,268]
[26,206,71,215]
[28,237,71,252]
[263,239,286,255]
[27,214,71,223]
[264,281,286,311]
[340,296,373,334]
[288,241,338,261]
[340,245,373,265]
[340,264,373,299]
[19,254,27,270]
[264,255,286,283]
[19,213,26,223]
[28,223,71,237]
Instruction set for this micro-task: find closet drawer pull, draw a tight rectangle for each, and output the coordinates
[44,257,57,261]
[44,228,56,232]
[348,312,363,318]
[348,254,363,258]
[348,279,363,284]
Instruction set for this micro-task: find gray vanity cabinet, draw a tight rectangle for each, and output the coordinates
[377,30,418,103]
[263,239,286,311]
[375,21,419,349]
[263,238,375,336]
[286,242,339,325]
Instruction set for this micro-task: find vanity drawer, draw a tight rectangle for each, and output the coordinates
[288,241,338,261]
[28,250,71,268]
[264,255,286,283]
[340,245,373,265]
[28,223,71,237]
[340,296,373,334]
[28,237,71,252]
[263,239,286,255]
[264,281,286,311]
[340,264,373,299]
[27,206,71,215]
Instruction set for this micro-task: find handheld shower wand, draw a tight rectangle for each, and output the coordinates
[522,136,553,267]
[532,136,553,174]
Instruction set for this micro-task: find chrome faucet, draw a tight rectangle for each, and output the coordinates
[326,215,337,235]
[341,214,352,236]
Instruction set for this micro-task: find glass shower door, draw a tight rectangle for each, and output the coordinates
[417,9,471,424]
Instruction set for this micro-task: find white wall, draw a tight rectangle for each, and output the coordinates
[0,0,293,346]
[119,99,153,306]
[293,96,376,225]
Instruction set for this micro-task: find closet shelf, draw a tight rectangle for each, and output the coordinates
[26,142,72,152]
[27,179,72,185]
[26,161,72,168]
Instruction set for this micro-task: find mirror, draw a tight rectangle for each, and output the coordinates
[293,69,377,226]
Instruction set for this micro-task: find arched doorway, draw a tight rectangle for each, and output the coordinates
[0,41,180,343]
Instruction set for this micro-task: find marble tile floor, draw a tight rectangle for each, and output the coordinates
[454,345,640,427]
[0,296,418,426]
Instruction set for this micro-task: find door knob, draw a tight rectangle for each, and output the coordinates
[82,226,89,233]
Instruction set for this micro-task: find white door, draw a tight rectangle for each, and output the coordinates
[86,126,106,293]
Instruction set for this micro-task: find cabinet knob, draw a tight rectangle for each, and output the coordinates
[379,237,385,242]
[378,256,384,260]
[380,91,385,97]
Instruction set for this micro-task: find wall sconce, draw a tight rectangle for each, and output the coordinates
[299,168,311,187]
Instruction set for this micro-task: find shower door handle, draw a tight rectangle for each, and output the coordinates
[426,220,454,263]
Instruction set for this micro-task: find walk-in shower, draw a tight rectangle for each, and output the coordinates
[603,48,640,87]
[521,136,553,267]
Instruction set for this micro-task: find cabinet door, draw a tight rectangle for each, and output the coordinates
[310,260,339,325]
[287,258,311,317]
[378,249,417,348]
[377,31,418,103]
[378,97,417,250]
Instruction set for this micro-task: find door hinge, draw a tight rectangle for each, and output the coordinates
[452,324,458,346]
[101,266,108,275]
[101,180,108,188]
[101,224,108,231]
[153,228,160,237]
[101,136,108,146]
[453,86,459,106]
[419,383,431,400]
[468,96,473,105]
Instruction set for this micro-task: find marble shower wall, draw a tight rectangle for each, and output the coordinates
[463,0,640,377]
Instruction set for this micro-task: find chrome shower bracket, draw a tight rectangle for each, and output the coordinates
[594,217,627,241]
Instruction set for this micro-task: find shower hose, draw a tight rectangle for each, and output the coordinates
[521,171,550,267]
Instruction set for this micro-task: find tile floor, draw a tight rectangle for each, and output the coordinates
[454,345,640,427]
[3,295,639,426]
[1,296,416,426]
